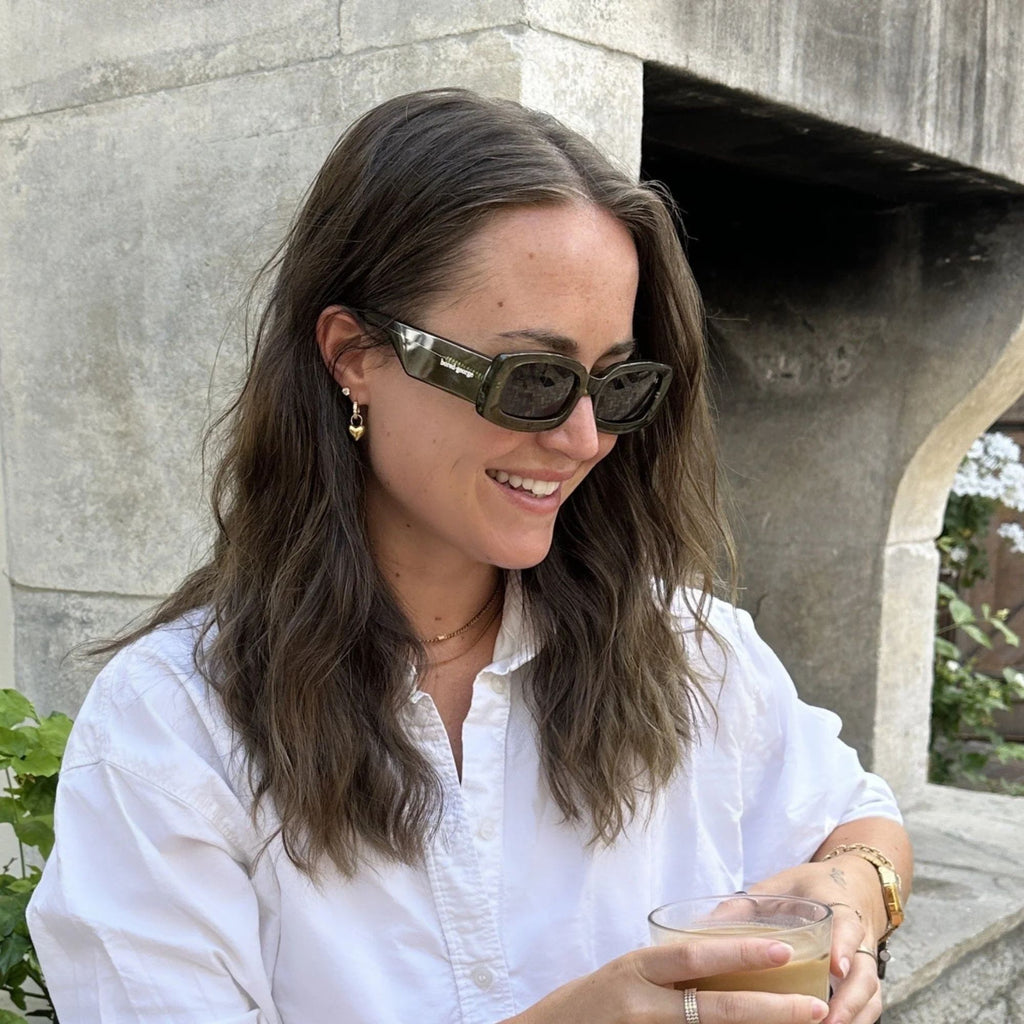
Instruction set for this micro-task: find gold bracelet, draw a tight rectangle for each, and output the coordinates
[826,901,864,924]
[822,842,897,873]
[822,842,904,937]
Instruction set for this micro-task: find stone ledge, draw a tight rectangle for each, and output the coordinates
[884,784,1024,1023]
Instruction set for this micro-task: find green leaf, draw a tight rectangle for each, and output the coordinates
[0,729,31,761]
[16,776,57,818]
[988,618,1021,646]
[0,931,30,976]
[12,818,53,859]
[0,797,21,827]
[0,693,35,731]
[9,748,61,779]
[949,598,975,626]
[935,638,960,660]
[937,581,957,601]
[5,873,40,896]
[0,891,30,939]
[0,1010,30,1024]
[962,624,992,649]
[36,714,72,758]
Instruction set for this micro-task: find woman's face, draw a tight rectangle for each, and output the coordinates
[355,201,639,575]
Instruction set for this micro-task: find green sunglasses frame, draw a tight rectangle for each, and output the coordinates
[355,310,673,434]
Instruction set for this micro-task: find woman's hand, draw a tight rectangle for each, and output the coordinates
[750,818,911,1024]
[507,938,829,1024]
[748,860,886,1024]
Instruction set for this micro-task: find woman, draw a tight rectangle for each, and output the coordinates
[29,89,911,1024]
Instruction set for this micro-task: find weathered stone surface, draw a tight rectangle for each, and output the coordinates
[12,587,156,715]
[0,435,13,693]
[875,542,937,801]
[526,0,1024,187]
[339,0,522,53]
[726,536,882,754]
[516,30,643,176]
[0,0,339,120]
[661,153,1024,783]
[885,788,1024,1024]
[0,30,551,598]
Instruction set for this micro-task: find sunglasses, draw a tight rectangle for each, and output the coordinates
[355,310,673,434]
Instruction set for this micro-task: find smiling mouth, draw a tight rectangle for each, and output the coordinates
[486,470,560,497]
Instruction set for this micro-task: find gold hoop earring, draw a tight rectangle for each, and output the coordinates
[342,387,365,441]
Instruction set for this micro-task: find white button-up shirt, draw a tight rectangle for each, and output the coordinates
[29,591,900,1023]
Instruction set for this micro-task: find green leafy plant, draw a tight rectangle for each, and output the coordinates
[931,432,1024,791]
[0,689,71,1023]
[931,584,1024,785]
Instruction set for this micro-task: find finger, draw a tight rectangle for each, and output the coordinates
[826,907,866,979]
[849,988,884,1024]
[824,949,882,1024]
[697,989,829,1024]
[637,936,793,987]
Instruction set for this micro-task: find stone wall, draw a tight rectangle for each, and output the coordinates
[2,0,1023,795]
[889,926,1024,1024]
[883,786,1024,1024]
[3,4,1024,1022]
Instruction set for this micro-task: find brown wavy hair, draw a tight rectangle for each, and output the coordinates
[103,89,734,877]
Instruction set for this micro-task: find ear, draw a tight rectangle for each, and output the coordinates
[316,306,372,396]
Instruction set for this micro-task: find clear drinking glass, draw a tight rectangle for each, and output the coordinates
[648,894,833,1000]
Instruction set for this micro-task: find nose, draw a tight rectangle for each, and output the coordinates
[537,395,602,460]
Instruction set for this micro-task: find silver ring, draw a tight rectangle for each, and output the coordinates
[855,946,877,960]
[682,987,701,1024]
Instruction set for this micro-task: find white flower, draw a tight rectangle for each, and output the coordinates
[997,521,1024,554]
[945,659,960,673]
[952,431,1024,509]
[986,433,1021,463]
[1000,463,1024,512]
[949,545,968,564]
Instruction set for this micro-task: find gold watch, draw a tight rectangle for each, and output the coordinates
[822,843,904,938]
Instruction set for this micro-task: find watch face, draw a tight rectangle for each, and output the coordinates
[883,883,904,925]
[876,864,904,932]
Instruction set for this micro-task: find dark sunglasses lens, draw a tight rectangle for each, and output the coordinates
[499,362,579,420]
[594,367,666,423]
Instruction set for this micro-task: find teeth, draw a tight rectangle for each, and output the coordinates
[488,470,559,497]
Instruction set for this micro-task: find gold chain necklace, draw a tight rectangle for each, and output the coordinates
[427,597,504,668]
[425,580,503,644]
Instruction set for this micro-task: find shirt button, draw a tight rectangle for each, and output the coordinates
[489,676,508,696]
[471,965,494,990]
[477,820,496,841]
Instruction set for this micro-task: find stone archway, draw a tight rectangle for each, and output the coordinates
[642,67,1024,801]
[876,317,1024,796]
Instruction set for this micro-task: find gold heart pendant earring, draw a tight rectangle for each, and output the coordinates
[342,387,365,441]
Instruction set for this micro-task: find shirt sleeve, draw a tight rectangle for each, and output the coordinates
[26,638,283,1024]
[700,603,902,885]
[28,760,281,1024]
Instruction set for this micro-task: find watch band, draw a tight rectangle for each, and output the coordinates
[822,843,905,938]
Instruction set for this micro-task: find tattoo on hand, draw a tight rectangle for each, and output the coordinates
[830,867,847,888]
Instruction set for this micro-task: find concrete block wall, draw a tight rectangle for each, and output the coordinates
[1,0,1022,795]
[0,11,645,712]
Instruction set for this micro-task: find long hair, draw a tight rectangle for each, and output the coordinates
[102,89,734,876]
